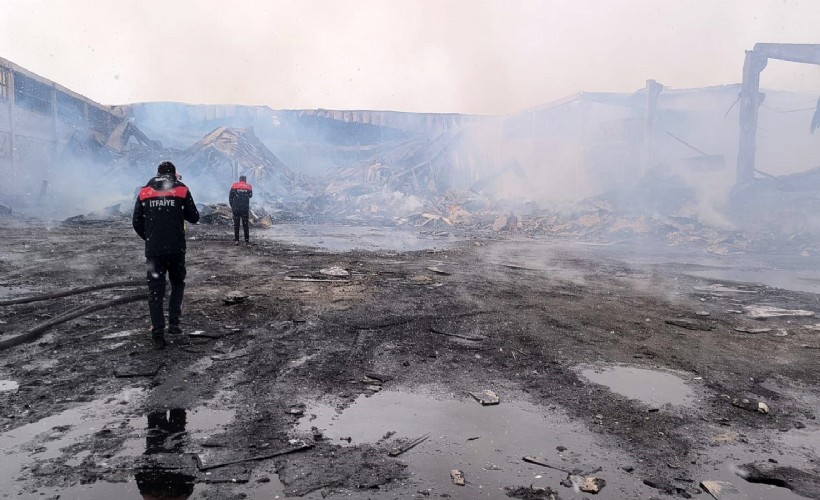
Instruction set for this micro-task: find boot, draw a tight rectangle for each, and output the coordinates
[151,328,167,350]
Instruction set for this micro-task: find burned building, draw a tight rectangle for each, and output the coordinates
[0,56,129,204]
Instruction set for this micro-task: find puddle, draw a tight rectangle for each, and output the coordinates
[297,389,648,498]
[687,267,820,294]
[700,443,811,500]
[779,428,820,458]
[0,387,262,498]
[0,380,19,392]
[116,395,237,458]
[0,387,145,496]
[579,365,697,407]
[261,224,455,252]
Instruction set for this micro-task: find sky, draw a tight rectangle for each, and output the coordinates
[1,0,819,115]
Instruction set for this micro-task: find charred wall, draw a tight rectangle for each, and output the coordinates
[0,56,124,199]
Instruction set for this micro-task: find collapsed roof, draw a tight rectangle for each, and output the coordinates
[179,126,308,195]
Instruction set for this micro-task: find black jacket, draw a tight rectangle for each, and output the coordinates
[229,181,253,216]
[133,176,200,257]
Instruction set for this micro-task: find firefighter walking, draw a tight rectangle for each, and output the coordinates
[229,175,253,245]
[132,161,200,349]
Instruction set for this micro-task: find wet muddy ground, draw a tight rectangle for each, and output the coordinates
[2,217,820,499]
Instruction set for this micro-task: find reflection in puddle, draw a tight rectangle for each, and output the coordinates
[580,364,696,407]
[0,387,145,496]
[136,408,196,499]
[261,224,454,252]
[297,389,647,498]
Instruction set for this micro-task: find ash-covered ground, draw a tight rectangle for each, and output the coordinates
[2,217,820,499]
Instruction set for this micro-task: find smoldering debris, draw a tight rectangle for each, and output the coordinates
[31,83,820,259]
[63,203,130,225]
[179,126,311,196]
[199,203,273,227]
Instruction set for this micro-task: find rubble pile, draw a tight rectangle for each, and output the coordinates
[199,203,273,228]
[180,126,310,196]
[63,203,130,225]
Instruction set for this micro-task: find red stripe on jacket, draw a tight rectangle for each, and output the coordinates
[231,182,252,191]
[139,186,189,201]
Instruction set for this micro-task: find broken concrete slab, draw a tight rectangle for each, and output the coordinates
[320,266,350,277]
[700,480,744,500]
[450,469,465,486]
[577,475,606,494]
[427,266,451,275]
[469,390,500,405]
[223,291,248,305]
[734,326,773,334]
[744,305,815,319]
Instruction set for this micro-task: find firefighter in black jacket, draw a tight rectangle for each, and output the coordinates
[229,175,253,245]
[132,161,200,349]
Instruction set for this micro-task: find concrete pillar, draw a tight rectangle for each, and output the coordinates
[50,86,57,180]
[736,50,768,186]
[644,79,663,169]
[7,69,15,191]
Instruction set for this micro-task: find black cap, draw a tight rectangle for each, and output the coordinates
[157,161,176,177]
[239,175,247,182]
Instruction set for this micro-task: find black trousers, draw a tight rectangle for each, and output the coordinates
[233,213,249,242]
[146,253,186,333]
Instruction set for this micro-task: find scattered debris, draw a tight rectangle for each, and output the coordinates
[365,373,394,383]
[734,326,773,334]
[223,291,249,305]
[665,318,713,331]
[693,285,757,294]
[743,305,815,319]
[577,475,606,494]
[429,326,484,342]
[522,456,572,474]
[319,266,350,277]
[700,480,744,500]
[427,266,451,275]
[731,398,770,414]
[0,292,148,351]
[505,485,562,499]
[285,405,305,416]
[284,276,350,283]
[0,279,142,306]
[388,432,431,457]
[196,442,314,471]
[450,469,465,486]
[469,390,500,405]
